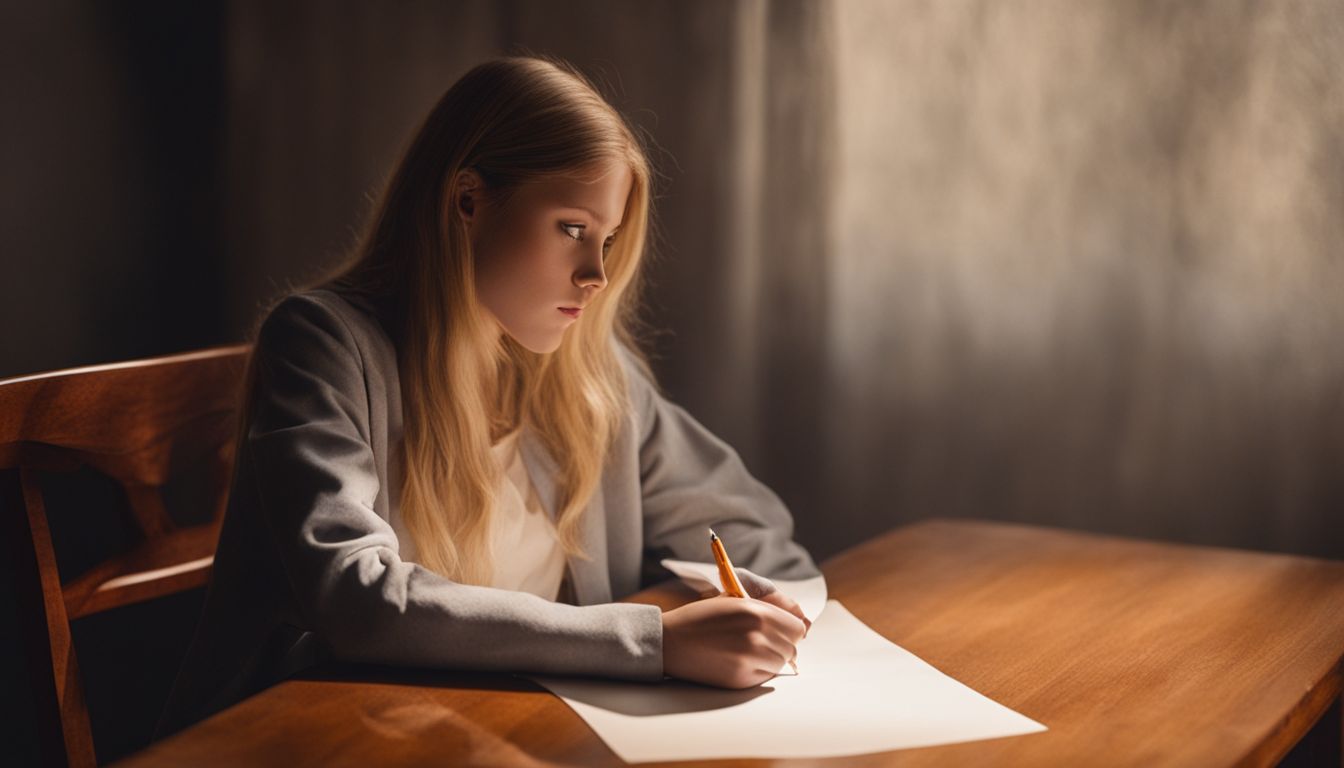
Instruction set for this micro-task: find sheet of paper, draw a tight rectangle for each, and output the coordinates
[529,593,1047,762]
[658,558,829,623]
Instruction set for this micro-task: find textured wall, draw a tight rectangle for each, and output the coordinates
[824,0,1344,558]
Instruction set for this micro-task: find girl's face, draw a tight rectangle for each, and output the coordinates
[458,159,631,354]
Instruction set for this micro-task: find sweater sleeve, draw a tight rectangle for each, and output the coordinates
[246,295,663,681]
[615,343,821,583]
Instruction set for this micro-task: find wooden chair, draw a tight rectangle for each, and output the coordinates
[0,345,251,768]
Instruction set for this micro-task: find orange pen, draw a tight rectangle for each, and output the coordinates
[708,528,799,674]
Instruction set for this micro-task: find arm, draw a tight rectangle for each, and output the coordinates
[616,343,821,584]
[247,295,662,680]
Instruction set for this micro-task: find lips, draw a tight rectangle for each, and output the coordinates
[558,307,582,318]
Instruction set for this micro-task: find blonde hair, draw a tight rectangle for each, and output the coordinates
[293,56,662,584]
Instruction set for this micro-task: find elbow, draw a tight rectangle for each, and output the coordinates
[304,546,413,661]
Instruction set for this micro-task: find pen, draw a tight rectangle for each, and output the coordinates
[708,527,799,675]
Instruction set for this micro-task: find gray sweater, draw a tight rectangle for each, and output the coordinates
[157,288,819,737]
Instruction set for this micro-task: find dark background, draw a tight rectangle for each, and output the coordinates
[3,1,1342,764]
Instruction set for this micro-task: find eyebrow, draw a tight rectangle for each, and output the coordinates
[560,206,622,232]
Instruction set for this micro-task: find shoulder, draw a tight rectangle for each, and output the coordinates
[258,288,391,358]
[613,336,652,391]
[259,288,378,344]
[252,288,398,394]
[611,336,666,437]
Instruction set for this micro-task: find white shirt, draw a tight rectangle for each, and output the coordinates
[485,427,567,600]
[389,428,567,601]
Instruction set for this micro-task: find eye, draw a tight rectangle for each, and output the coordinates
[561,222,618,261]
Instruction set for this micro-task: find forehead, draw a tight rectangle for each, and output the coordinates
[511,161,632,225]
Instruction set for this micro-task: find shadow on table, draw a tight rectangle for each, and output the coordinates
[293,662,547,693]
[526,677,775,717]
[293,661,775,717]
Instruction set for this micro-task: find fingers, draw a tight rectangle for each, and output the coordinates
[750,604,803,677]
[662,596,806,689]
[723,599,803,672]
[734,567,778,599]
[750,598,807,649]
[755,590,811,636]
[733,569,811,635]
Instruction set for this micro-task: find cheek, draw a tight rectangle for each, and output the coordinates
[474,230,560,310]
[476,222,528,281]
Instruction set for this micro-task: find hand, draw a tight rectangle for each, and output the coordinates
[698,568,811,635]
[734,567,812,636]
[662,595,807,689]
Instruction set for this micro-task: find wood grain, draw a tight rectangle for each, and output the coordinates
[110,519,1344,767]
[1,344,250,767]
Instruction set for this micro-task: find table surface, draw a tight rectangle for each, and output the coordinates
[112,519,1344,767]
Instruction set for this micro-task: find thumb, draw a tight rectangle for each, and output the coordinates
[734,567,779,599]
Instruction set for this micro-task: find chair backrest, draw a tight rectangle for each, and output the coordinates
[0,345,251,768]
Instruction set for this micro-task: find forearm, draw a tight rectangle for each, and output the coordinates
[307,548,664,680]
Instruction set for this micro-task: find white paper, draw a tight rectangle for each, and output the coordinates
[527,572,1046,763]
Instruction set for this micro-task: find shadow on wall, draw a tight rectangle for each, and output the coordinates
[1,1,229,381]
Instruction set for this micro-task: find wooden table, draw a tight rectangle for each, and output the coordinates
[112,519,1344,767]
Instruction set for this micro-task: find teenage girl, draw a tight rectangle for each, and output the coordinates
[158,55,819,738]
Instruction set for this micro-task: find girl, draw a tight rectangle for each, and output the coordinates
[158,55,819,738]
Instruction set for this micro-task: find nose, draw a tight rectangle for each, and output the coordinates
[573,245,608,292]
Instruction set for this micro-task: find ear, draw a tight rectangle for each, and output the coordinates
[453,168,483,226]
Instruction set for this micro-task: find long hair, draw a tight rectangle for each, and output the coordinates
[242,55,661,585]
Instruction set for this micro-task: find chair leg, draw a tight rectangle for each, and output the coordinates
[3,468,97,768]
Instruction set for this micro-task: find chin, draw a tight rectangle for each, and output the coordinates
[513,334,563,355]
